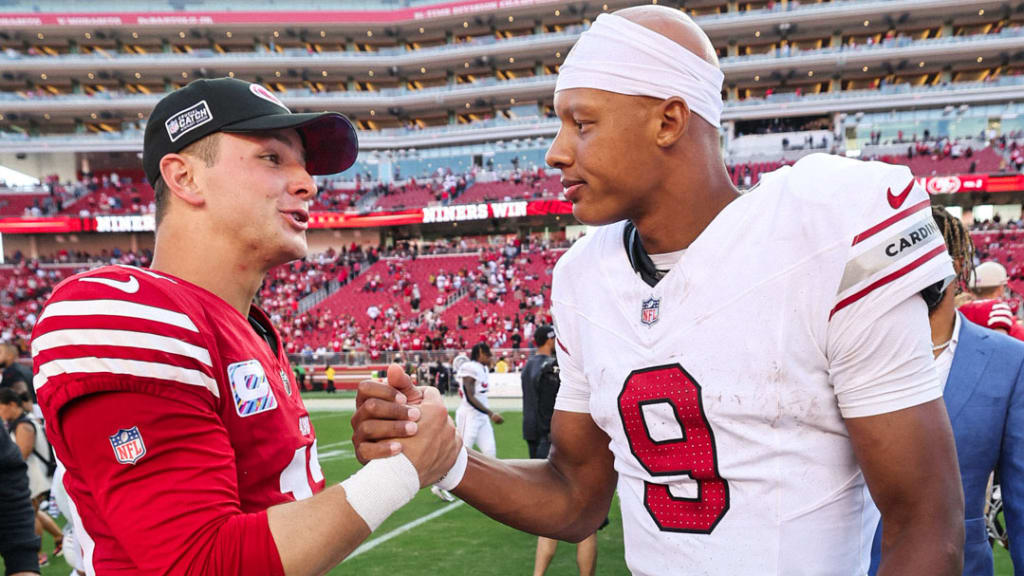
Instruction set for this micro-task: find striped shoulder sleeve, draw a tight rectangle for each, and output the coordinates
[829,163,953,324]
[32,266,219,421]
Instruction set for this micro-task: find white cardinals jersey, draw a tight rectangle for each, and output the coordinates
[552,154,953,576]
[456,360,491,409]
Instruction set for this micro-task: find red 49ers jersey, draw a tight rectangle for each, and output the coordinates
[552,154,953,575]
[33,265,323,574]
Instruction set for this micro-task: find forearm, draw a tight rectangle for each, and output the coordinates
[465,393,490,416]
[876,499,962,576]
[268,485,370,576]
[453,451,613,542]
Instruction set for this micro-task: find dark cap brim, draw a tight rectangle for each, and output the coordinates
[222,111,359,176]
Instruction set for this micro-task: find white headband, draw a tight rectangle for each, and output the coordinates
[555,13,725,128]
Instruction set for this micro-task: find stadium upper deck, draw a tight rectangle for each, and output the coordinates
[0,0,1020,160]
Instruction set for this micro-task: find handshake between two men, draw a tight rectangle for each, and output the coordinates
[349,363,619,545]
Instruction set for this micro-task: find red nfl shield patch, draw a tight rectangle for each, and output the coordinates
[641,297,660,326]
[109,426,147,465]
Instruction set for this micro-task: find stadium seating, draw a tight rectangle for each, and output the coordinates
[453,173,561,205]
[972,228,1024,296]
[0,262,86,345]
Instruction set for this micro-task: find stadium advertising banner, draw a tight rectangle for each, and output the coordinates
[0,199,574,234]
[7,173,1022,235]
[0,0,561,27]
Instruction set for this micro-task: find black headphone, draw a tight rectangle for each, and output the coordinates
[920,275,956,311]
[623,221,661,288]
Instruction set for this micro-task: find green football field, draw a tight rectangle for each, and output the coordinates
[12,409,1016,575]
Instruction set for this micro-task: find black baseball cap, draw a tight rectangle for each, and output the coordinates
[143,77,359,186]
[534,325,556,347]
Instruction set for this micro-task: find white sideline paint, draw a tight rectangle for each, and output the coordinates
[317,439,352,450]
[317,449,354,461]
[346,501,464,561]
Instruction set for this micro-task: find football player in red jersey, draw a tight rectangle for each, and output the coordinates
[32,78,459,575]
[352,6,963,576]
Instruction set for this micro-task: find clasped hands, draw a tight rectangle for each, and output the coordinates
[351,364,462,488]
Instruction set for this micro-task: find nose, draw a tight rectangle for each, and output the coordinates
[290,166,318,200]
[545,126,572,171]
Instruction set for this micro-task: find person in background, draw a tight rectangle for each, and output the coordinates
[1,388,62,566]
[325,364,337,394]
[870,207,1024,575]
[0,425,40,576]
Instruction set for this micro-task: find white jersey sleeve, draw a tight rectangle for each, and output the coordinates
[455,361,482,384]
[828,294,941,418]
[790,155,952,418]
[551,234,595,414]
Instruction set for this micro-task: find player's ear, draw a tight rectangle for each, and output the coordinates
[656,97,691,149]
[159,153,205,208]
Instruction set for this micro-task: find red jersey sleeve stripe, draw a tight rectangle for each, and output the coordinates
[829,244,946,320]
[37,299,199,333]
[35,357,219,398]
[851,199,931,246]
[32,329,212,368]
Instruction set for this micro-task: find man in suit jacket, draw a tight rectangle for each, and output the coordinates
[871,208,1024,575]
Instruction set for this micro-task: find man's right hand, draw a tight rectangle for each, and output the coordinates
[397,386,461,487]
[352,364,460,487]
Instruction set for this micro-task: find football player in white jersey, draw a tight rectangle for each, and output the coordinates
[455,343,505,457]
[352,6,964,575]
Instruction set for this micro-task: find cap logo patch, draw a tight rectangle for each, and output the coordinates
[165,100,212,142]
[249,84,289,111]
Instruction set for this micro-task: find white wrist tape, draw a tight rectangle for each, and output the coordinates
[435,444,468,491]
[341,454,419,531]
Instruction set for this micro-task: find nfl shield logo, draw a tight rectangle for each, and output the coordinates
[109,426,147,465]
[641,297,661,326]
